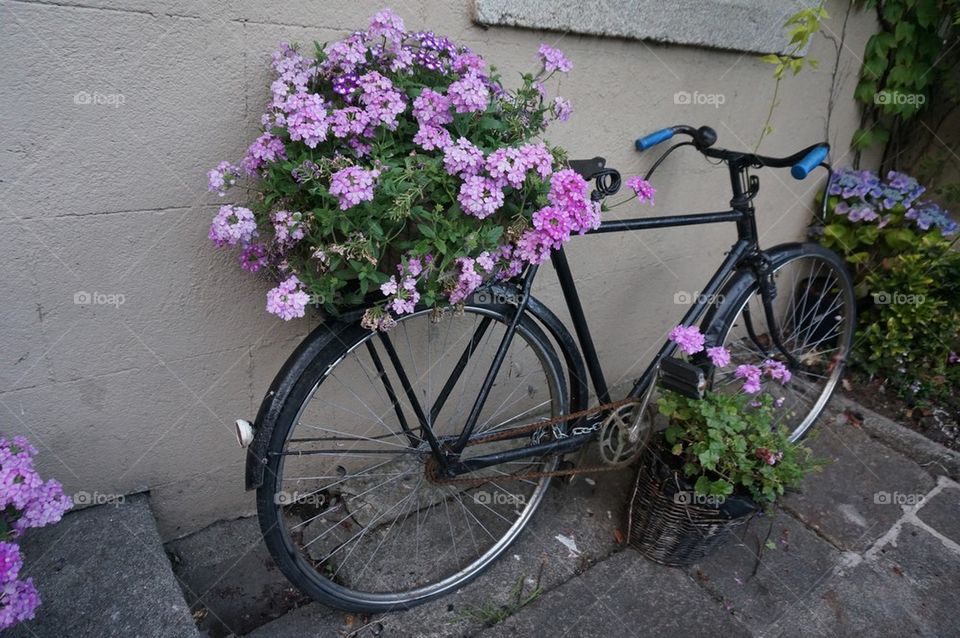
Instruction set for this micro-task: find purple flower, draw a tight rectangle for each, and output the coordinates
[706,346,731,368]
[0,543,22,585]
[538,44,572,73]
[266,275,310,320]
[329,166,381,210]
[209,206,257,247]
[368,8,405,44]
[241,133,286,175]
[763,359,792,384]
[532,206,572,247]
[412,124,452,150]
[358,71,407,129]
[443,137,485,177]
[668,325,705,355]
[948,351,959,365]
[286,93,328,148]
[207,161,239,196]
[448,257,484,303]
[329,107,371,138]
[626,176,655,205]
[552,96,573,122]
[515,229,554,265]
[322,34,368,74]
[448,72,489,113]
[271,210,305,246]
[238,243,268,272]
[735,364,763,394]
[412,88,453,126]
[0,577,40,630]
[458,176,504,219]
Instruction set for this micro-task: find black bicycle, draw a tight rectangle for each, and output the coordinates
[241,124,855,613]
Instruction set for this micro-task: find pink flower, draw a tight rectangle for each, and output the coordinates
[266,275,310,320]
[412,88,453,126]
[735,364,763,394]
[209,205,257,247]
[443,137,485,177]
[755,447,784,466]
[458,176,504,219]
[668,325,706,355]
[413,124,452,151]
[329,166,381,210]
[706,346,731,368]
[552,96,573,122]
[448,72,489,113]
[626,176,655,205]
[763,359,792,384]
[448,257,484,303]
[532,206,572,247]
[538,44,572,73]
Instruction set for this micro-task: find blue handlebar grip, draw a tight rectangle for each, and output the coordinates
[635,128,675,151]
[791,145,829,180]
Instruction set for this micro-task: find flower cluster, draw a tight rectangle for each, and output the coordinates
[206,8,586,326]
[827,168,956,234]
[0,437,73,630]
[667,325,792,396]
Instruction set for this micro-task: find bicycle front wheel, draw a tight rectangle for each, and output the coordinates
[708,244,856,441]
[256,305,567,613]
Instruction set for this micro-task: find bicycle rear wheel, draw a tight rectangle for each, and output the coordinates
[256,305,566,613]
[707,244,855,441]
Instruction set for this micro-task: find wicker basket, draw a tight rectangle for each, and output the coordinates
[626,447,757,567]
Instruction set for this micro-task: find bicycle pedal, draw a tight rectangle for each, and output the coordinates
[659,357,706,399]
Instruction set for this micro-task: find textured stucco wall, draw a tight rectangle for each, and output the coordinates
[0,0,876,540]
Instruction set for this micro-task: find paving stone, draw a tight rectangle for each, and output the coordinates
[166,515,310,637]
[768,523,960,637]
[245,466,635,638]
[7,494,199,638]
[478,550,750,638]
[689,510,843,634]
[244,601,342,638]
[782,410,934,552]
[915,482,960,545]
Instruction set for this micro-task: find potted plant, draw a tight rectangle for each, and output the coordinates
[627,326,815,566]
[205,8,655,329]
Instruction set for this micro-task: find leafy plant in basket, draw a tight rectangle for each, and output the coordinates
[656,326,815,507]
[0,436,73,629]
[206,8,655,330]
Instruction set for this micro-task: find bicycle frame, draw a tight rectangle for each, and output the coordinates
[437,157,784,477]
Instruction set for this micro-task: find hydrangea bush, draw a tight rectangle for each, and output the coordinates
[658,327,813,505]
[812,167,960,397]
[207,8,653,329]
[0,436,72,630]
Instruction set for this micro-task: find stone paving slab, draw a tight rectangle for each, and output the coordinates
[689,510,844,634]
[915,480,960,545]
[166,516,310,637]
[767,522,960,637]
[8,494,199,638]
[782,408,935,552]
[478,550,751,638]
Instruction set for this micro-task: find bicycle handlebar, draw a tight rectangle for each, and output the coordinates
[790,145,829,180]
[636,124,829,180]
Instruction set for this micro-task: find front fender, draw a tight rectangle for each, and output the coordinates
[244,319,356,491]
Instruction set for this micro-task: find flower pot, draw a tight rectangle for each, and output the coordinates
[626,447,757,567]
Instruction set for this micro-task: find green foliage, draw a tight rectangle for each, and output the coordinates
[657,391,814,506]
[852,0,960,154]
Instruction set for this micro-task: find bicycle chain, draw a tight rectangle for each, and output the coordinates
[425,397,645,486]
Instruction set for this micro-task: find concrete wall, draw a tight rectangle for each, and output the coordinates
[0,0,877,540]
